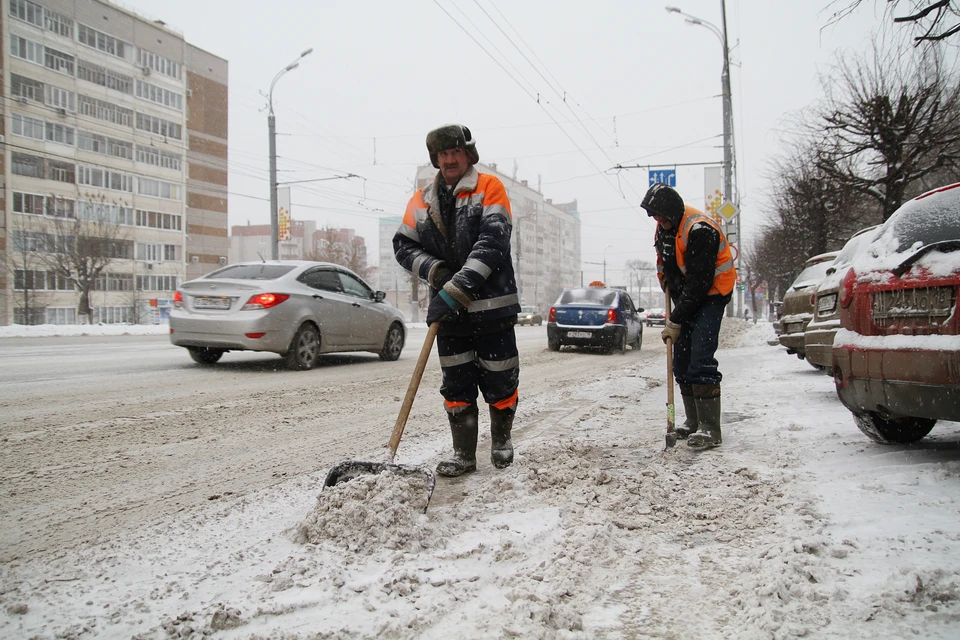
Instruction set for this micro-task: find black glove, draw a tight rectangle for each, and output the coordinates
[430,266,454,290]
[426,291,461,324]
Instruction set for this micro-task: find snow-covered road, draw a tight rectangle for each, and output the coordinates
[1,320,958,639]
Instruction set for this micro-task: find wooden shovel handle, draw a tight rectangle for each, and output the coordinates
[665,288,675,432]
[387,322,440,459]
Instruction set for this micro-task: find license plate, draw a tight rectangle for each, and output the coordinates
[872,286,954,319]
[194,296,231,310]
[785,322,804,334]
[567,331,591,338]
[817,294,837,313]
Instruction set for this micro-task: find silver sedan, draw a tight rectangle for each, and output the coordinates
[169,261,406,370]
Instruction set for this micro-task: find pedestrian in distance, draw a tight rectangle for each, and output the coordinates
[393,124,521,476]
[641,182,737,449]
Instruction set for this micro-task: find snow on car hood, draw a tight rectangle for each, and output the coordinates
[834,328,960,351]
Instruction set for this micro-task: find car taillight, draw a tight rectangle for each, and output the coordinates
[241,293,290,310]
[548,307,557,323]
[839,269,856,308]
[810,293,817,307]
[173,290,183,309]
[606,308,618,324]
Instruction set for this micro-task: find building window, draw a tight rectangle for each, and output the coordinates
[44,47,74,75]
[9,0,43,27]
[46,196,75,219]
[77,130,132,159]
[136,145,183,171]
[136,209,183,231]
[137,242,163,262]
[46,307,77,324]
[77,59,133,94]
[9,33,44,65]
[48,160,76,184]
[137,275,179,291]
[12,191,46,215]
[138,178,182,201]
[135,80,183,111]
[45,121,75,146]
[78,94,134,127]
[44,84,75,111]
[135,112,182,140]
[12,152,44,178]
[11,73,43,102]
[77,24,130,60]
[76,200,133,225]
[12,113,45,140]
[44,9,73,38]
[137,48,181,80]
[92,307,133,324]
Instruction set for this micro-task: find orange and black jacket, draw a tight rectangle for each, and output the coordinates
[656,205,736,324]
[394,166,521,329]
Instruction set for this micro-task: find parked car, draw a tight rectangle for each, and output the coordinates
[169,261,406,370]
[833,183,960,444]
[804,226,880,373]
[645,307,667,327]
[547,286,644,354]
[517,305,543,326]
[777,251,839,363]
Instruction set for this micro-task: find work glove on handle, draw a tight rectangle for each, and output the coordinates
[661,319,681,344]
[426,290,461,324]
[429,265,454,290]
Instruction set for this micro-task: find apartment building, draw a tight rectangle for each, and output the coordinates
[378,162,582,319]
[0,0,228,325]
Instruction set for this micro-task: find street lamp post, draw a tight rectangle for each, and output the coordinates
[268,48,313,260]
[666,2,739,316]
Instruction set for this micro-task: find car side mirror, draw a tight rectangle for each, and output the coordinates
[637,307,645,313]
[374,291,386,303]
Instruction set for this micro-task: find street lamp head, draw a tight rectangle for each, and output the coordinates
[665,6,681,13]
[300,48,314,58]
[685,17,702,26]
[285,62,300,72]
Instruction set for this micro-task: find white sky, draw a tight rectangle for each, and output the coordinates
[119,0,884,283]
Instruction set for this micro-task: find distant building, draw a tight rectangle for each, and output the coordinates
[230,220,316,262]
[379,162,582,319]
[1,0,228,325]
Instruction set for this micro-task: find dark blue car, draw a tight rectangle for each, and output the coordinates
[547,287,644,354]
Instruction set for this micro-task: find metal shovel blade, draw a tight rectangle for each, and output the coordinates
[323,460,436,504]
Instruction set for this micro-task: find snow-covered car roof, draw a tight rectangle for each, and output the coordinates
[852,183,960,277]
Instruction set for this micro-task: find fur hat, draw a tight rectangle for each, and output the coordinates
[426,124,480,169]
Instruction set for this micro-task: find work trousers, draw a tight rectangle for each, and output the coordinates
[673,298,726,386]
[437,325,519,410]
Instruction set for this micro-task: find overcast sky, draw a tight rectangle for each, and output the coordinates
[120,0,884,284]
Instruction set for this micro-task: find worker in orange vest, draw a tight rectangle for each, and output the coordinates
[642,183,736,448]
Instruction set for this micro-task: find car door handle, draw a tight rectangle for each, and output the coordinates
[313,294,324,299]
[351,302,361,307]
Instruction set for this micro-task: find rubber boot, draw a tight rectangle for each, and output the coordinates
[436,404,478,477]
[688,383,722,449]
[676,383,699,440]
[489,404,516,469]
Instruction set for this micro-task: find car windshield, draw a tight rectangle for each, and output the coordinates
[557,288,618,306]
[520,306,538,314]
[887,185,960,252]
[205,264,296,280]
[788,260,835,291]
[834,227,880,267]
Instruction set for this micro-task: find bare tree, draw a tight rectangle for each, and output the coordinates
[812,43,960,220]
[305,226,371,280]
[826,1,960,43]
[624,259,658,308]
[7,214,53,325]
[41,194,132,324]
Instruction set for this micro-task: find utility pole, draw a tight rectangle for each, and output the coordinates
[268,49,312,260]
[719,0,741,318]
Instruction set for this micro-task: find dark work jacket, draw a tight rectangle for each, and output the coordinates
[394,166,520,335]
[656,221,731,324]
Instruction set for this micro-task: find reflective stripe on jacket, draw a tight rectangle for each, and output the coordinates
[657,205,736,297]
[393,166,521,324]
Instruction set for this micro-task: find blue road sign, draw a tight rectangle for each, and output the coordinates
[648,169,677,188]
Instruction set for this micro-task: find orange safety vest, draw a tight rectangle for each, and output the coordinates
[659,205,736,296]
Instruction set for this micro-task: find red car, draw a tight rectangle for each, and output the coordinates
[832,183,960,443]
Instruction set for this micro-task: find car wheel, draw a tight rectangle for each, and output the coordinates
[379,323,404,361]
[611,329,627,355]
[852,411,937,444]
[187,347,224,365]
[548,337,561,352]
[284,323,320,371]
[631,328,643,351]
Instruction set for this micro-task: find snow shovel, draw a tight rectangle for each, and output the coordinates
[323,322,439,504]
[664,288,677,449]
